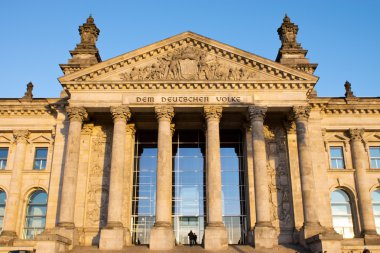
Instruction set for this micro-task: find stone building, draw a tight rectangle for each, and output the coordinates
[0,15,379,253]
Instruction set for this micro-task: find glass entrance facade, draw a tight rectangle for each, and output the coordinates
[172,130,205,245]
[131,129,247,245]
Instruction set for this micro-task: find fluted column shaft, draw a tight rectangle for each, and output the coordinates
[154,106,174,226]
[293,106,320,227]
[248,106,272,227]
[204,106,224,225]
[349,129,377,235]
[1,130,29,236]
[58,107,87,228]
[107,106,131,228]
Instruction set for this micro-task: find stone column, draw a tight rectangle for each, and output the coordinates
[292,106,322,240]
[149,106,175,250]
[100,106,131,250]
[0,130,29,241]
[349,129,380,245]
[248,106,276,248]
[57,106,87,244]
[203,106,228,250]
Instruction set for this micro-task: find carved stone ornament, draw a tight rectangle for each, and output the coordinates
[66,106,88,122]
[248,106,267,122]
[170,123,176,136]
[79,15,99,45]
[13,130,30,144]
[120,46,257,82]
[110,106,131,121]
[21,82,33,101]
[204,106,223,121]
[81,124,94,135]
[155,106,174,120]
[277,15,301,49]
[292,106,311,121]
[126,124,136,135]
[349,128,364,142]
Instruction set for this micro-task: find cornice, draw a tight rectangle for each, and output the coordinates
[61,80,314,91]
[59,33,318,84]
[0,105,54,116]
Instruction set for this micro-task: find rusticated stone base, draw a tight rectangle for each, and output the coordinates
[149,225,175,250]
[253,225,277,248]
[99,227,130,250]
[204,224,228,250]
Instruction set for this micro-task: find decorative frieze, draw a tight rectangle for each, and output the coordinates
[204,106,222,121]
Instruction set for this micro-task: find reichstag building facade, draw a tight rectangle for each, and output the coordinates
[0,16,379,253]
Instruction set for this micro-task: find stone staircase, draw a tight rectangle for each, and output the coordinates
[69,244,311,253]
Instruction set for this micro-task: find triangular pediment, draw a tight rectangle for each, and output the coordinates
[59,31,318,86]
[30,135,52,144]
[0,135,12,143]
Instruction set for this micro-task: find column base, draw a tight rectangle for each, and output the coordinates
[363,231,380,245]
[35,231,71,253]
[0,230,17,246]
[306,230,342,253]
[253,224,277,249]
[99,226,131,250]
[299,222,324,247]
[204,223,228,251]
[149,224,175,250]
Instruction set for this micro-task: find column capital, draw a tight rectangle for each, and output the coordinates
[155,106,174,121]
[292,106,311,121]
[110,106,131,122]
[126,124,136,135]
[349,128,364,142]
[204,106,222,121]
[170,124,175,137]
[66,106,88,122]
[13,130,29,144]
[248,105,267,122]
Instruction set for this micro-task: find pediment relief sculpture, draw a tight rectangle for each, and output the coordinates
[119,46,262,82]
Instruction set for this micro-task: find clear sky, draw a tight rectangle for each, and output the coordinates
[0,1,379,98]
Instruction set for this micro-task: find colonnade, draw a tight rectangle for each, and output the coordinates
[52,105,379,250]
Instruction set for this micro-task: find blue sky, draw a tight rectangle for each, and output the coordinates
[0,1,379,98]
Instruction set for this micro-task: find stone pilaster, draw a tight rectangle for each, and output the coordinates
[292,106,323,241]
[203,106,228,251]
[349,129,380,245]
[0,130,29,244]
[248,106,277,248]
[99,106,131,250]
[149,106,175,250]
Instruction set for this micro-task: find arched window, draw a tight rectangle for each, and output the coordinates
[0,190,6,231]
[24,190,47,239]
[330,189,355,238]
[372,189,380,234]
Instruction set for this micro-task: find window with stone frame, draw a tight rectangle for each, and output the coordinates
[0,148,8,170]
[33,148,48,170]
[369,147,380,169]
[330,146,345,169]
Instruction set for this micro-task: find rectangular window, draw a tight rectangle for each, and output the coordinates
[330,146,345,169]
[370,147,380,169]
[33,148,48,170]
[0,148,9,170]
